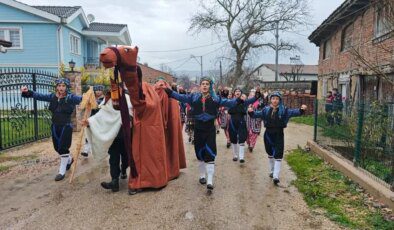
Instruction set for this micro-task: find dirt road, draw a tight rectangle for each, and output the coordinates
[0,123,340,230]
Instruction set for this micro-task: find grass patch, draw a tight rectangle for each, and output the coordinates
[1,117,51,149]
[0,165,11,173]
[286,148,394,229]
[291,115,314,126]
[0,154,38,163]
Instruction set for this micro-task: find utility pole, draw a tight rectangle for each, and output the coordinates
[191,55,203,83]
[200,56,203,83]
[219,60,223,85]
[275,20,279,82]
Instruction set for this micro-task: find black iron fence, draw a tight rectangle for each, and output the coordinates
[0,68,57,150]
[313,99,394,190]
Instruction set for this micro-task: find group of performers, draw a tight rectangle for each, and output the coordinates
[20,45,307,194]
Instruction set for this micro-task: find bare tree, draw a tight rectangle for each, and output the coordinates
[189,0,310,87]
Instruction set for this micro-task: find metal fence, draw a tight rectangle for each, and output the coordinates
[0,68,57,150]
[313,99,394,190]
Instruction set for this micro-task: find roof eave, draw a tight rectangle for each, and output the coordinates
[308,0,370,46]
[0,0,61,23]
[66,7,89,28]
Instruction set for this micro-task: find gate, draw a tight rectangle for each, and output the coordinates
[0,68,58,150]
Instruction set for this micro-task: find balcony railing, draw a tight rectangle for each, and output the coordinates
[84,57,101,68]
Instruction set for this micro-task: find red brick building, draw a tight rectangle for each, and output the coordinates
[138,63,175,84]
[309,0,393,103]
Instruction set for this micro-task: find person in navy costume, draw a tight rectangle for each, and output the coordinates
[248,91,307,185]
[165,78,260,192]
[21,78,82,181]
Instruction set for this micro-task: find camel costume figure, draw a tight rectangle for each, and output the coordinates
[100,46,185,194]
[154,78,187,180]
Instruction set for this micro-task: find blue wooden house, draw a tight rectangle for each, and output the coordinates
[0,0,131,73]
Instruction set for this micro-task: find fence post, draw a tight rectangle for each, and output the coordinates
[313,98,318,142]
[32,73,38,141]
[354,101,364,167]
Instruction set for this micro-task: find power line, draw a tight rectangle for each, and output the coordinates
[173,58,192,70]
[139,41,225,53]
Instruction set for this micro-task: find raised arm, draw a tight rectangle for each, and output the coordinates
[66,94,82,105]
[243,96,258,106]
[166,89,193,104]
[21,88,53,102]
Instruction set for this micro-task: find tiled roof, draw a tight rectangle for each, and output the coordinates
[84,22,127,33]
[138,63,174,83]
[308,0,370,45]
[264,64,318,75]
[31,6,81,18]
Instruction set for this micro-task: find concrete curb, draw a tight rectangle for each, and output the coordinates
[307,140,394,210]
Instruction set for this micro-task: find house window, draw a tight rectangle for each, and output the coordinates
[375,3,393,38]
[0,27,23,49]
[341,23,353,51]
[323,39,331,60]
[70,34,81,55]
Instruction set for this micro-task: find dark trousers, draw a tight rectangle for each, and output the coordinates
[229,119,247,144]
[194,122,217,163]
[108,133,128,180]
[51,124,73,155]
[263,129,284,160]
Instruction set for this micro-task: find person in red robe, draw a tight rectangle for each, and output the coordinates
[154,78,187,180]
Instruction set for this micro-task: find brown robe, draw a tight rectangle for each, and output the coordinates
[100,46,187,190]
[155,86,187,180]
[127,80,168,189]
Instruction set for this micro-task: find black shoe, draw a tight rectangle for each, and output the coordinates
[120,173,127,179]
[273,178,280,185]
[216,130,220,134]
[269,173,273,178]
[188,137,192,142]
[233,157,238,161]
[226,143,231,148]
[81,152,88,157]
[101,179,119,192]
[55,174,65,181]
[240,159,245,163]
[128,189,142,195]
[248,147,253,152]
[66,158,74,171]
[199,177,207,185]
[207,184,214,190]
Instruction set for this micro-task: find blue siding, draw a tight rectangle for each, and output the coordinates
[0,23,58,67]
[0,3,52,22]
[62,26,84,68]
[68,16,84,33]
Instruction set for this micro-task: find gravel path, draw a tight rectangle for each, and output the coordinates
[0,123,341,230]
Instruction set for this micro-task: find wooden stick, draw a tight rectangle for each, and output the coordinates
[69,87,95,184]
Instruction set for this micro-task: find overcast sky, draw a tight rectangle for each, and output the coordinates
[20,0,344,74]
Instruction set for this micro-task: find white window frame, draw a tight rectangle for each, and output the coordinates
[0,27,23,50]
[69,33,81,55]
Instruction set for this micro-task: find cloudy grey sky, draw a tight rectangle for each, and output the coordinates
[20,0,344,74]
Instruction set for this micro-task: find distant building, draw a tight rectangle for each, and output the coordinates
[139,63,175,84]
[0,0,131,73]
[308,0,393,103]
[252,64,318,82]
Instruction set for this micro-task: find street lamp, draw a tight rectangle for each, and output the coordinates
[68,59,75,72]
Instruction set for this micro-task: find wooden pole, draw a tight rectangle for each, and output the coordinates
[69,87,96,183]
